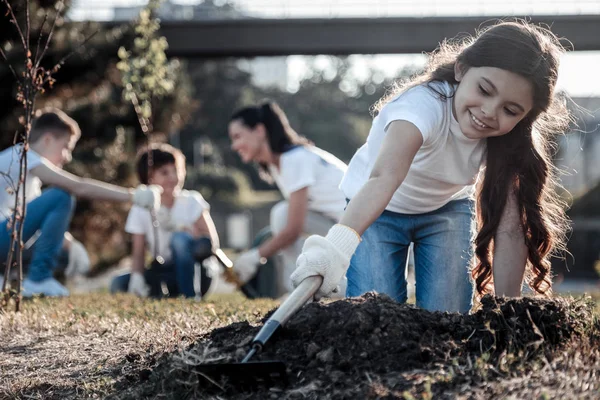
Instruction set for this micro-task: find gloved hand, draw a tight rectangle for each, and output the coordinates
[128,271,150,297]
[233,248,265,284]
[65,240,91,278]
[290,224,361,299]
[132,184,162,210]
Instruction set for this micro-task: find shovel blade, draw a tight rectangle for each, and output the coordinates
[196,360,287,387]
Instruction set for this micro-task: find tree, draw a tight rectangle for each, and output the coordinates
[0,0,75,308]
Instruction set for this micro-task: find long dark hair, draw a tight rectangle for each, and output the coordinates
[375,20,572,296]
[230,101,312,181]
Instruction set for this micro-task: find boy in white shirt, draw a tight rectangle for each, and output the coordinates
[0,108,160,297]
[110,143,220,298]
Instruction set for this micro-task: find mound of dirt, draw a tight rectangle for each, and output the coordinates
[117,293,598,399]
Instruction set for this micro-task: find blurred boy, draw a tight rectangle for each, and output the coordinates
[0,108,160,297]
[110,143,220,298]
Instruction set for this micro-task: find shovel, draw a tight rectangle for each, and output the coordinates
[196,275,323,387]
[193,238,260,299]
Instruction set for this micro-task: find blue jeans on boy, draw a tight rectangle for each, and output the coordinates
[346,198,475,313]
[111,232,205,298]
[0,188,74,282]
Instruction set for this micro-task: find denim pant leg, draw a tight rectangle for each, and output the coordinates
[170,231,196,298]
[146,261,179,297]
[0,188,74,282]
[346,210,412,302]
[412,199,475,313]
[110,273,130,293]
[109,267,176,297]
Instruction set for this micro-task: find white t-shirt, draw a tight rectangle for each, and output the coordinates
[0,144,43,222]
[341,81,486,214]
[125,189,210,262]
[268,146,347,221]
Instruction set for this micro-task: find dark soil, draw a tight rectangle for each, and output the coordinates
[112,293,600,399]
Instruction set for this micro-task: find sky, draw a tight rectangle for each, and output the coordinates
[69,0,600,97]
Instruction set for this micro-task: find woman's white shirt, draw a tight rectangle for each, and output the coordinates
[268,146,347,221]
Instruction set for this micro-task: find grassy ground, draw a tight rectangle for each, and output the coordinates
[0,293,277,399]
[0,292,598,399]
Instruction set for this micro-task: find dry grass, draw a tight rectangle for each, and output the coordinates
[0,292,598,399]
[0,292,277,399]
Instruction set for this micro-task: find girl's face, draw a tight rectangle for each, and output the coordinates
[228,119,267,163]
[148,163,181,196]
[453,66,534,140]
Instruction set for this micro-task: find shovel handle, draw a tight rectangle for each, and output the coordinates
[213,248,233,269]
[211,249,261,299]
[252,275,323,348]
[271,275,323,326]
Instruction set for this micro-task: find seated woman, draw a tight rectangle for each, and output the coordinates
[228,101,348,297]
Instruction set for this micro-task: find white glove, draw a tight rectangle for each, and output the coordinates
[290,224,361,299]
[65,240,91,278]
[234,248,264,284]
[132,184,162,210]
[128,272,150,297]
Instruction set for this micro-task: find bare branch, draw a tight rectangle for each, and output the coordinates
[35,1,63,69]
[47,29,100,73]
[129,89,152,134]
[1,0,68,310]
[0,45,19,81]
[33,11,49,66]
[2,0,27,50]
[25,0,30,51]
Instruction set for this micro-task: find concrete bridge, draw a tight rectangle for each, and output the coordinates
[156,15,600,58]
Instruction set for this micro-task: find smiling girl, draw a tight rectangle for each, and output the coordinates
[291,20,572,312]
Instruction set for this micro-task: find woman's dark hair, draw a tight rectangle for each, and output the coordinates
[375,20,573,297]
[230,101,312,181]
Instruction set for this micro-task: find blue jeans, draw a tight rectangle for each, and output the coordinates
[111,232,209,298]
[0,188,75,282]
[346,198,475,313]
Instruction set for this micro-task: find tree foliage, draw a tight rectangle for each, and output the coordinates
[117,0,177,126]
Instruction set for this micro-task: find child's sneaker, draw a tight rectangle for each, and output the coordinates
[22,277,69,297]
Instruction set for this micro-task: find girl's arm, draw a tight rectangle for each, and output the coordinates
[130,234,147,274]
[340,121,423,234]
[31,159,133,202]
[492,191,527,297]
[258,187,309,259]
[289,121,424,297]
[192,210,221,248]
